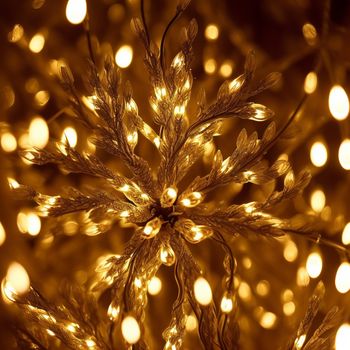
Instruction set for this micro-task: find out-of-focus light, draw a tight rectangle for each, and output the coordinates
[194,277,212,306]
[297,266,310,287]
[29,117,49,149]
[335,262,350,294]
[3,86,15,109]
[8,24,24,43]
[147,276,162,296]
[342,223,350,245]
[259,311,277,329]
[336,324,350,350]
[238,281,252,301]
[306,251,323,278]
[5,262,30,296]
[0,222,6,246]
[219,60,234,78]
[66,0,87,25]
[61,126,77,147]
[310,141,327,167]
[115,45,133,68]
[185,314,197,331]
[283,240,298,262]
[220,292,234,313]
[27,213,41,236]
[108,4,125,23]
[121,316,141,344]
[204,58,217,74]
[29,33,45,53]
[205,24,219,40]
[294,334,306,349]
[310,189,326,213]
[256,280,270,296]
[283,301,295,316]
[35,90,50,107]
[304,71,318,94]
[338,139,350,170]
[302,23,317,44]
[329,85,349,121]
[1,132,17,152]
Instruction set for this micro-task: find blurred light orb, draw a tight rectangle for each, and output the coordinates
[310,189,325,213]
[1,132,17,152]
[336,324,350,350]
[329,85,349,121]
[204,58,216,74]
[29,33,45,53]
[259,311,277,329]
[8,24,24,43]
[335,262,350,294]
[61,126,77,147]
[26,212,41,236]
[304,71,317,94]
[342,223,350,245]
[6,262,30,295]
[115,45,133,68]
[121,316,141,344]
[0,222,5,246]
[283,239,298,262]
[147,276,162,296]
[205,24,219,40]
[185,314,197,331]
[219,60,234,78]
[306,251,322,278]
[66,0,87,25]
[29,117,49,149]
[310,141,327,167]
[194,277,212,306]
[338,139,350,170]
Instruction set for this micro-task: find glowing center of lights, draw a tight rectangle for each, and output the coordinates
[342,223,350,245]
[194,277,212,306]
[121,316,141,344]
[4,262,30,298]
[329,85,349,121]
[66,0,87,25]
[310,189,326,213]
[115,45,133,68]
[306,251,323,278]
[310,141,327,167]
[335,262,350,294]
[336,324,350,350]
[147,276,162,295]
[338,139,350,170]
[29,117,49,149]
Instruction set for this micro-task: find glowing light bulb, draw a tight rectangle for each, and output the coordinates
[306,251,323,278]
[304,71,318,94]
[26,212,41,236]
[310,189,326,213]
[329,85,349,121]
[1,132,17,152]
[220,292,234,313]
[229,75,244,92]
[204,58,216,74]
[29,117,49,149]
[342,223,350,245]
[294,334,306,349]
[219,60,234,78]
[283,301,295,316]
[66,0,87,25]
[0,221,6,246]
[5,262,30,296]
[338,139,350,170]
[194,277,212,306]
[107,303,120,321]
[335,262,350,294]
[259,311,277,329]
[160,245,176,266]
[310,141,327,167]
[61,126,77,147]
[296,266,310,287]
[336,324,350,350]
[185,314,197,331]
[143,217,162,238]
[115,45,133,68]
[29,33,45,53]
[180,192,202,208]
[121,316,141,344]
[283,240,298,262]
[205,24,219,40]
[160,187,177,207]
[148,276,162,295]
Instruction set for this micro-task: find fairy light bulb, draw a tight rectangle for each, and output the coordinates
[194,277,212,306]
[1,132,17,152]
[336,324,350,350]
[0,221,6,246]
[259,311,277,329]
[205,24,219,40]
[220,292,234,313]
[329,85,349,121]
[160,187,177,207]
[143,217,162,238]
[160,245,176,266]
[179,192,202,208]
[4,262,30,298]
[306,251,323,278]
[338,139,350,170]
[283,240,298,262]
[304,71,318,94]
[26,212,41,236]
[66,0,87,25]
[229,75,244,92]
[29,117,49,149]
[310,189,326,213]
[310,141,327,167]
[342,223,350,245]
[335,262,350,294]
[29,33,45,53]
[186,225,213,243]
[61,126,78,147]
[115,45,133,68]
[147,276,162,295]
[294,334,306,349]
[107,303,120,321]
[121,316,141,344]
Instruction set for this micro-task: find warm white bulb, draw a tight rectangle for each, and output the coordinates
[310,189,326,213]
[147,276,162,296]
[29,117,49,149]
[194,277,212,306]
[329,85,349,121]
[338,139,350,170]
[310,141,327,167]
[335,262,350,294]
[115,45,133,68]
[61,127,77,147]
[342,223,350,245]
[306,251,322,278]
[66,0,87,25]
[121,316,141,344]
[336,324,350,350]
[5,262,30,296]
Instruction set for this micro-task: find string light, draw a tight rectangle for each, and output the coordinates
[204,58,216,74]
[310,189,326,213]
[66,0,87,25]
[107,303,120,321]
[160,187,177,207]
[336,324,350,350]
[296,266,310,287]
[342,223,350,245]
[61,126,78,147]
[205,24,219,40]
[0,132,17,152]
[28,117,49,149]
[338,139,350,170]
[143,217,162,238]
[147,276,162,295]
[259,311,277,329]
[115,45,133,68]
[294,334,306,349]
[335,262,350,294]
[220,292,234,313]
[29,33,45,53]
[283,239,298,262]
[160,245,176,266]
[194,277,212,306]
[329,85,349,121]
[4,262,30,298]
[304,71,318,94]
[185,314,198,332]
[310,141,327,167]
[179,192,202,207]
[306,251,323,278]
[0,222,5,246]
[121,316,141,344]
